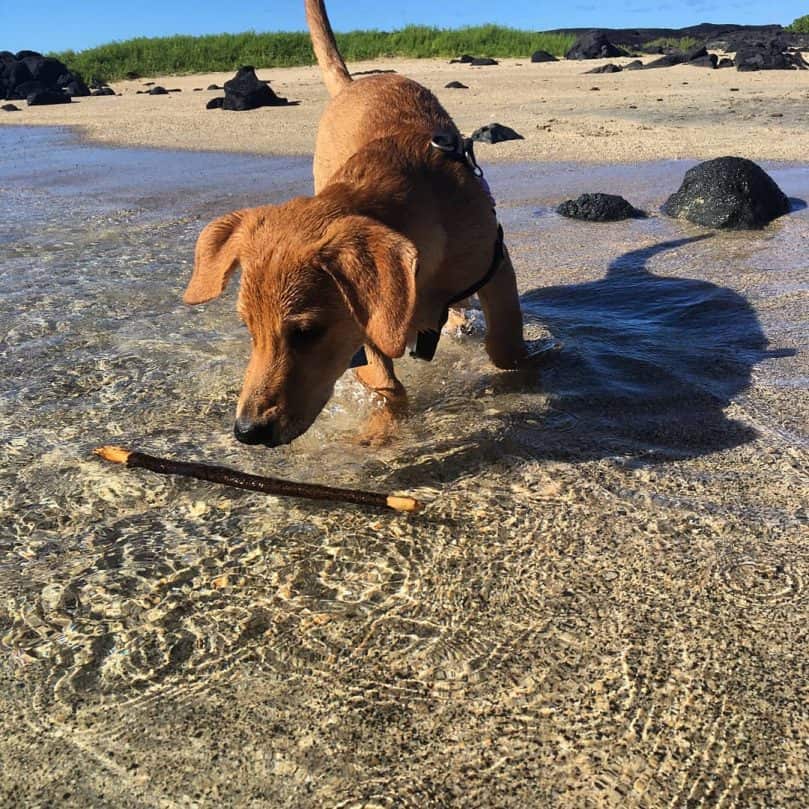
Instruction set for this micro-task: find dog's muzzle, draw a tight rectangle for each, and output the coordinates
[234,416,283,447]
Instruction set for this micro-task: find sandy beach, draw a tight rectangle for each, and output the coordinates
[2,55,809,163]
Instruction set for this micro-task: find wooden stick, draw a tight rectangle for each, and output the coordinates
[94,445,421,512]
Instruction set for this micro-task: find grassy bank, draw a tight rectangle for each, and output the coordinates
[51,26,576,82]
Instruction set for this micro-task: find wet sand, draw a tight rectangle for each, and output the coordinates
[0,127,808,807]
[1,55,809,162]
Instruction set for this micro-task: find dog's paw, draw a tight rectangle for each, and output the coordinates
[355,402,407,448]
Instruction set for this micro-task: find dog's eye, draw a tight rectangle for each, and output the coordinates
[289,324,326,350]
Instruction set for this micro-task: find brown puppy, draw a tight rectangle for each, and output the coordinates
[183,0,536,447]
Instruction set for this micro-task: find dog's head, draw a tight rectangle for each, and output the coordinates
[183,200,418,446]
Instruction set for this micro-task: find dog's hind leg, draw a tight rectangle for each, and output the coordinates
[476,242,530,369]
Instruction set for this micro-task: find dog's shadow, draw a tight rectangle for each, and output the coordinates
[391,236,795,484]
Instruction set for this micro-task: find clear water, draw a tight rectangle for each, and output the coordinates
[1,127,807,806]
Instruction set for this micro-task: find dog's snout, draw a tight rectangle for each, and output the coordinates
[233,416,282,447]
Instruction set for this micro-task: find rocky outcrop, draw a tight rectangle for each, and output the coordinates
[735,39,808,71]
[450,55,498,66]
[585,63,622,74]
[557,193,644,221]
[26,88,71,106]
[221,66,289,111]
[1,50,88,102]
[565,31,628,60]
[530,50,558,63]
[662,157,790,229]
[689,54,718,68]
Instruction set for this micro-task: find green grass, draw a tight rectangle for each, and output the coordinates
[51,26,577,82]
[787,14,809,33]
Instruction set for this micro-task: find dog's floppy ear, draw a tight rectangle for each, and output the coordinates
[321,216,418,358]
[183,211,246,305]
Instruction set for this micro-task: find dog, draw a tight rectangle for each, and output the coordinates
[182,0,540,447]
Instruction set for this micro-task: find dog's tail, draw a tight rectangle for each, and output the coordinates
[305,0,351,97]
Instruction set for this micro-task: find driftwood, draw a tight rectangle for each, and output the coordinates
[94,446,421,512]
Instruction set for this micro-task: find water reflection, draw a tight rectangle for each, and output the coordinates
[397,236,796,481]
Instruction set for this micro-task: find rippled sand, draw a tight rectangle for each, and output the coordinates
[0,128,807,807]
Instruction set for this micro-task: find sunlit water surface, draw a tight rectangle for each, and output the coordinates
[1,127,807,807]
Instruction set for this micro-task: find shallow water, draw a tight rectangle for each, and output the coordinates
[1,127,807,807]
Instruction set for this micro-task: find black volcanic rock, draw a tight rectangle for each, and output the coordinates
[91,86,116,96]
[62,76,90,96]
[718,57,734,68]
[585,63,622,74]
[25,56,65,86]
[735,39,808,71]
[566,31,627,60]
[14,80,45,97]
[27,88,71,105]
[444,81,468,89]
[1,102,20,111]
[0,59,31,98]
[222,66,288,110]
[624,60,644,70]
[662,157,790,229]
[531,50,558,63]
[470,123,524,144]
[148,86,168,95]
[557,193,644,222]
[451,55,498,65]
[545,23,798,52]
[2,51,88,100]
[206,84,222,90]
[645,52,688,69]
[685,45,709,61]
[689,54,718,68]
[206,96,225,109]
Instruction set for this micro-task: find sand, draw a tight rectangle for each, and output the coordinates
[2,55,809,163]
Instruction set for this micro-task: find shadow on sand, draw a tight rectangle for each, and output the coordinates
[394,236,795,483]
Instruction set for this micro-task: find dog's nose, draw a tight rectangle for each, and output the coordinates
[233,417,281,447]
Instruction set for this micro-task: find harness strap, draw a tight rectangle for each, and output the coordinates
[351,133,505,368]
[447,224,504,307]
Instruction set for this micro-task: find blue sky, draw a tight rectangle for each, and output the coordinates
[3,0,805,54]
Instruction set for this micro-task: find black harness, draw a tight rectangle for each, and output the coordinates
[350,132,503,368]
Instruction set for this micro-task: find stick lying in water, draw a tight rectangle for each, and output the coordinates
[94,445,421,512]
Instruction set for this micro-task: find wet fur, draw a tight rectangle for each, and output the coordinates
[182,0,530,446]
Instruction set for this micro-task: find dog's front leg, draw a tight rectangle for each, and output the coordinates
[477,243,531,369]
[353,345,408,445]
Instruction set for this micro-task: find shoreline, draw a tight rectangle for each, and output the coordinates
[2,56,809,163]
